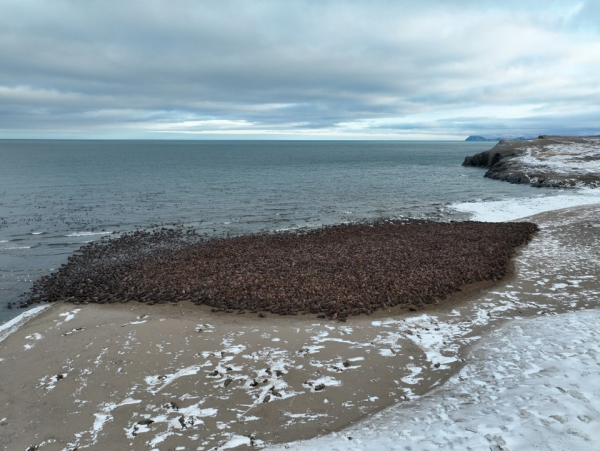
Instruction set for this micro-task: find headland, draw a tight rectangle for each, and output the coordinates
[463,135,600,188]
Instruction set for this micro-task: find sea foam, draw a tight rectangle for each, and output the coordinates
[452,188,600,222]
[65,231,112,237]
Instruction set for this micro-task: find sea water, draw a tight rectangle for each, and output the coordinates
[0,139,547,323]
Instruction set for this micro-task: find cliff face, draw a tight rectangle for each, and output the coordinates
[462,140,526,168]
[463,136,600,188]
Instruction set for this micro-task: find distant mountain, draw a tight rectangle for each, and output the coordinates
[465,135,537,142]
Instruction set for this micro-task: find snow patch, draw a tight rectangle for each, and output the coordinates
[58,309,81,322]
[0,305,51,343]
[452,189,600,222]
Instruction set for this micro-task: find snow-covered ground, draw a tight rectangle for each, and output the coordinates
[452,188,600,222]
[516,137,600,179]
[267,309,600,451]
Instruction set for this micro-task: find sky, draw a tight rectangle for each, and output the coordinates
[1,0,600,140]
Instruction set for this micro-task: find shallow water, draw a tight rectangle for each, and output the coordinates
[0,140,546,323]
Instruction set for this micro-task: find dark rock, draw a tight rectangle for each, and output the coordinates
[137,419,154,425]
[462,141,524,168]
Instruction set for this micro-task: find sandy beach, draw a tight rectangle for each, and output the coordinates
[1,203,599,451]
[3,1,600,450]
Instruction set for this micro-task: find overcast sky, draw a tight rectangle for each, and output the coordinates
[1,0,600,140]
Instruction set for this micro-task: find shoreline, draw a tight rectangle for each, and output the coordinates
[4,185,599,331]
[0,139,502,324]
[1,202,599,450]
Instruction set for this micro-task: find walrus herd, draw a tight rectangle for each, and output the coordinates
[24,220,538,318]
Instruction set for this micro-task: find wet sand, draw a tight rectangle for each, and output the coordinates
[1,204,599,451]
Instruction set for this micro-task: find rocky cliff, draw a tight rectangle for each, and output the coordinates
[463,136,600,188]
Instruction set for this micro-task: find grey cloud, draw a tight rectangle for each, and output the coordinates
[380,111,600,138]
[1,0,599,138]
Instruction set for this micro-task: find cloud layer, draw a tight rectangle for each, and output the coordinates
[1,0,600,139]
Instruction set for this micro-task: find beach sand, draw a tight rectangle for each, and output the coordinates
[1,204,598,451]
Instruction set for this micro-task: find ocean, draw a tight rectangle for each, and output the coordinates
[0,139,547,324]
